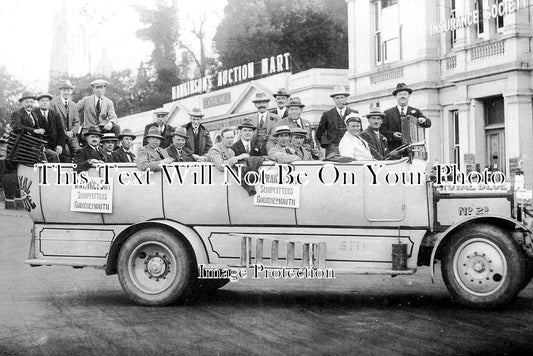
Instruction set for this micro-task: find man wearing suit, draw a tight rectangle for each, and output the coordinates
[100,133,118,163]
[166,127,193,162]
[382,83,432,151]
[77,79,120,139]
[32,93,66,163]
[49,80,80,156]
[183,107,212,162]
[268,126,301,164]
[268,88,290,119]
[10,91,41,136]
[112,129,136,163]
[316,85,356,157]
[290,127,314,161]
[207,128,248,171]
[143,107,175,149]
[250,92,279,155]
[74,126,107,172]
[136,127,174,172]
[359,109,400,160]
[231,119,262,157]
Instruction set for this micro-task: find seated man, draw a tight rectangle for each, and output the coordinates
[74,126,106,172]
[268,126,301,164]
[136,127,174,171]
[359,108,400,160]
[231,119,262,157]
[339,113,373,161]
[166,127,193,162]
[33,93,66,163]
[207,127,249,171]
[290,127,314,161]
[100,133,118,163]
[112,129,136,163]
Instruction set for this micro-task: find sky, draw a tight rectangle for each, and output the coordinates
[0,0,227,91]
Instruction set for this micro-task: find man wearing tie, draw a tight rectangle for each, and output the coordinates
[268,126,301,164]
[382,83,431,152]
[10,91,41,136]
[112,129,137,163]
[183,107,212,162]
[231,119,262,157]
[32,93,65,163]
[268,88,290,119]
[143,107,175,149]
[316,85,357,157]
[50,79,80,157]
[77,79,120,140]
[359,108,400,160]
[136,127,174,172]
[250,92,279,155]
[74,126,107,172]
[166,127,193,162]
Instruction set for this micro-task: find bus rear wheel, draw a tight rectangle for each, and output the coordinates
[117,228,197,306]
[441,224,525,309]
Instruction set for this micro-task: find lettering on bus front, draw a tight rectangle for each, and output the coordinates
[458,206,490,216]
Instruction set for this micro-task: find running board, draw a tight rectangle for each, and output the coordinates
[25,258,106,269]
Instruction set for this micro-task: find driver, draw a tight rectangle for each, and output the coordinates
[359,109,400,160]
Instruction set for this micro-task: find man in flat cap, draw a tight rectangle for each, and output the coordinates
[269,88,290,119]
[231,119,262,157]
[112,129,136,163]
[74,126,107,172]
[50,79,80,157]
[166,127,193,162]
[251,92,279,155]
[143,107,175,149]
[339,113,373,161]
[100,133,118,163]
[207,128,248,171]
[183,107,212,161]
[33,93,66,163]
[382,83,431,152]
[136,127,174,172]
[268,126,301,164]
[77,79,120,140]
[290,127,314,161]
[316,85,357,156]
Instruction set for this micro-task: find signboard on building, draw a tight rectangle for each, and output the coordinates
[70,176,113,213]
[172,53,291,100]
[430,0,528,35]
[203,92,231,109]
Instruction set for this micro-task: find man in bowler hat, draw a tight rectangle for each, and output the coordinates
[112,129,136,163]
[166,127,193,162]
[32,93,66,163]
[231,119,262,157]
[74,126,107,172]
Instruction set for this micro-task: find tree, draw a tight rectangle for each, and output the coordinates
[134,0,181,108]
[214,0,349,72]
[0,66,24,136]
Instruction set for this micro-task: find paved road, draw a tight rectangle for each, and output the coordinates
[1,209,532,355]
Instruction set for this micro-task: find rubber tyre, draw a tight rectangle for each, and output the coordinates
[441,224,525,309]
[117,228,197,306]
[198,279,230,294]
[519,257,533,292]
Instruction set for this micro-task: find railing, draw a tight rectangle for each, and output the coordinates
[370,67,404,83]
[470,41,505,61]
[445,55,457,70]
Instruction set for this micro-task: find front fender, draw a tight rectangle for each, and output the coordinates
[429,215,531,282]
[105,219,209,275]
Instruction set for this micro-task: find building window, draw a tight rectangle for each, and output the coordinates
[450,0,457,49]
[374,1,382,64]
[450,110,460,168]
[483,96,505,172]
[496,0,505,31]
[475,0,484,36]
[373,0,400,64]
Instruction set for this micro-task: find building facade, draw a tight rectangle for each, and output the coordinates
[347,0,533,187]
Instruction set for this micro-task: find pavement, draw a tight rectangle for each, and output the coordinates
[0,204,532,355]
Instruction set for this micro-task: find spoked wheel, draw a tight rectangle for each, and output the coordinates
[441,224,525,308]
[117,228,197,306]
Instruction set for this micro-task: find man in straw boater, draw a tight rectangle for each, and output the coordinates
[316,85,357,157]
[268,125,301,164]
[381,83,431,152]
[207,127,249,171]
[112,129,136,163]
[166,127,193,162]
[143,107,175,149]
[250,92,279,154]
[183,107,212,162]
[74,126,107,172]
[231,118,262,157]
[49,79,81,157]
[269,88,290,119]
[32,93,66,163]
[359,108,401,161]
[76,79,120,139]
[100,133,118,163]
[339,112,373,161]
[290,127,314,161]
[136,127,174,172]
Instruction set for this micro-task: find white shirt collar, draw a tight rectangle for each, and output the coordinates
[397,105,408,114]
